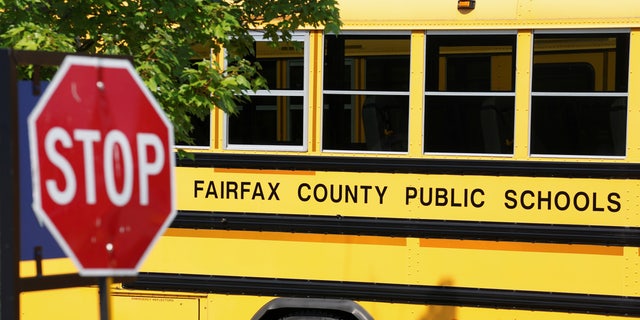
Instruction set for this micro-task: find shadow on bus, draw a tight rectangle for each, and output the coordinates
[419,278,458,320]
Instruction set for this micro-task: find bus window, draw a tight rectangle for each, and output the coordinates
[322,34,410,152]
[185,115,211,147]
[226,33,308,150]
[530,32,629,157]
[424,34,516,155]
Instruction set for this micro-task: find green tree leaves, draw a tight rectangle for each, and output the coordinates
[0,0,341,145]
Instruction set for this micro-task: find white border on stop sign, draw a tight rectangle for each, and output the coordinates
[27,55,176,276]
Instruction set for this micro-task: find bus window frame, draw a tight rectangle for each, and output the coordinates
[321,30,412,154]
[529,29,630,159]
[224,31,310,152]
[423,30,517,157]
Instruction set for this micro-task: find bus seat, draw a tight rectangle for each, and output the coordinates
[362,98,383,150]
[480,98,501,153]
[362,96,408,151]
[480,97,513,154]
[609,98,627,156]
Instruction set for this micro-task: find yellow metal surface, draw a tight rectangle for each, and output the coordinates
[139,228,639,297]
[336,0,640,29]
[142,228,410,284]
[513,30,532,159]
[112,292,203,320]
[309,30,323,154]
[408,31,426,156]
[417,240,635,296]
[627,30,640,161]
[203,295,274,319]
[178,167,638,227]
[22,288,204,320]
[21,287,640,320]
[19,257,76,278]
[21,287,99,319]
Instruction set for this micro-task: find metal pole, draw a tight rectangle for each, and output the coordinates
[0,48,21,320]
[99,277,112,320]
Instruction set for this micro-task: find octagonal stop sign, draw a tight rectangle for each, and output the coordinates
[28,56,176,276]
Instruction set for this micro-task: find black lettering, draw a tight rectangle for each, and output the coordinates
[240,181,251,199]
[419,188,433,206]
[314,184,327,202]
[538,191,551,210]
[503,189,622,212]
[573,192,589,211]
[435,188,448,206]
[298,183,311,201]
[554,191,570,210]
[504,189,517,209]
[330,184,342,203]
[206,181,218,198]
[521,190,535,210]
[361,185,372,203]
[451,188,462,207]
[252,182,265,200]
[406,187,417,205]
[226,181,238,199]
[194,180,204,198]
[268,182,280,200]
[471,188,484,208]
[608,192,621,212]
[345,185,358,203]
[375,186,387,204]
[592,192,605,212]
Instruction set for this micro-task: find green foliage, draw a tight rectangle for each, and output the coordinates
[0,0,341,146]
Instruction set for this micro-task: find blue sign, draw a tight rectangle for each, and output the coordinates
[19,80,66,261]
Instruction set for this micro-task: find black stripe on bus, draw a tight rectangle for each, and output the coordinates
[172,211,640,247]
[126,272,640,317]
[177,152,640,179]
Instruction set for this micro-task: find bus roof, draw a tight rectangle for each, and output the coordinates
[336,0,640,30]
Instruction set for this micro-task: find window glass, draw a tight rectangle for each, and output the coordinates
[322,34,410,152]
[530,33,629,156]
[424,34,516,154]
[226,34,307,149]
[185,116,211,147]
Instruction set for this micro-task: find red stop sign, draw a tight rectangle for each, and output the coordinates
[28,56,176,276]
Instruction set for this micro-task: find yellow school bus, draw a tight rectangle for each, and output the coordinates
[22,0,640,319]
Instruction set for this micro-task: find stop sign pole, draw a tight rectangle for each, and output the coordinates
[27,56,176,277]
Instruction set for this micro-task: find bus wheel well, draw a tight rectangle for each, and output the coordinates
[251,298,373,320]
[271,308,355,320]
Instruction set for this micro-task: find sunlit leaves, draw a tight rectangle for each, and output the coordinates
[0,0,341,146]
[1,22,75,51]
